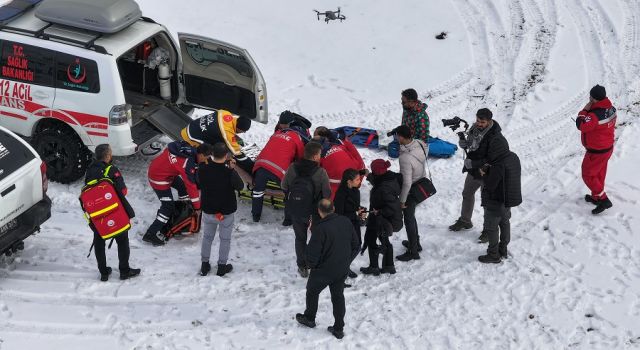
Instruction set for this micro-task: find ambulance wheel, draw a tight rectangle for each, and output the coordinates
[34,128,92,184]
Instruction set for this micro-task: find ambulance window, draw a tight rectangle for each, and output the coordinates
[55,52,100,93]
[0,40,55,87]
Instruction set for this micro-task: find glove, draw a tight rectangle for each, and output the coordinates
[464,158,473,169]
[458,138,469,149]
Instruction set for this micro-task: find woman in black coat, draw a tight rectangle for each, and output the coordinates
[334,168,366,279]
[360,160,403,276]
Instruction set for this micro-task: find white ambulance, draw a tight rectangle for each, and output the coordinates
[0,0,268,183]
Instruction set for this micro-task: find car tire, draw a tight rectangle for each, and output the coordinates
[33,128,92,184]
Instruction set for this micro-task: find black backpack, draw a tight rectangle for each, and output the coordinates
[287,168,320,219]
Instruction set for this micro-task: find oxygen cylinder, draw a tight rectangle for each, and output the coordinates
[158,62,171,100]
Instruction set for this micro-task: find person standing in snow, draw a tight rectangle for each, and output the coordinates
[295,199,360,339]
[449,108,509,244]
[334,168,366,282]
[84,144,140,281]
[477,150,522,263]
[393,125,427,262]
[281,142,332,278]
[576,85,617,214]
[401,88,430,144]
[251,111,308,224]
[198,143,245,277]
[360,160,403,276]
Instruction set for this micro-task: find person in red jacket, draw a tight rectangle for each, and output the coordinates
[251,111,308,223]
[314,127,367,198]
[143,141,213,246]
[576,85,616,214]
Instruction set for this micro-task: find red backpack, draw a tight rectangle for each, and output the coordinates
[80,176,131,240]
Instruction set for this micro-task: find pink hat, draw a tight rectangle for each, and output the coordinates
[370,159,391,175]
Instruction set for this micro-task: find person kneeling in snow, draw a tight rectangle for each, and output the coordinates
[296,199,360,339]
[198,143,244,277]
[478,150,522,263]
[144,141,212,246]
[576,84,616,215]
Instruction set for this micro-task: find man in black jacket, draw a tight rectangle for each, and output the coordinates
[84,144,140,281]
[296,199,360,339]
[478,151,522,263]
[281,142,331,278]
[198,143,245,277]
[449,108,510,243]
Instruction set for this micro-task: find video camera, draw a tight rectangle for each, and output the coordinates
[441,116,469,142]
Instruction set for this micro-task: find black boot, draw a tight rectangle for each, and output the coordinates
[584,194,598,205]
[217,264,233,277]
[396,250,420,262]
[296,313,316,328]
[477,231,489,243]
[143,232,166,246]
[478,254,501,264]
[100,266,112,282]
[328,326,344,339]
[359,266,381,276]
[449,219,473,231]
[200,262,211,276]
[401,240,423,252]
[347,269,357,278]
[120,268,141,280]
[592,197,612,215]
[252,214,261,222]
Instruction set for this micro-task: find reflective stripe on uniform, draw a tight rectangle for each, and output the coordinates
[255,159,286,176]
[159,197,173,202]
[156,215,168,223]
[329,179,341,184]
[149,179,171,186]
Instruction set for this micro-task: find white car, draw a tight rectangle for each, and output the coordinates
[0,125,51,256]
[0,0,268,183]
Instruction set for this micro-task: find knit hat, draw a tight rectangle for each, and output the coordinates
[278,110,295,125]
[590,85,606,101]
[236,116,252,132]
[370,159,391,175]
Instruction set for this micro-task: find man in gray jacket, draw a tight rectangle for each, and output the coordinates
[394,125,428,261]
[282,141,332,278]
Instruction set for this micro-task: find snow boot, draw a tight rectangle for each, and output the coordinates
[478,254,501,264]
[584,194,598,205]
[200,262,211,276]
[328,326,344,339]
[380,266,396,274]
[402,240,423,252]
[296,313,316,328]
[592,197,612,215]
[120,268,141,280]
[360,266,381,276]
[100,266,112,282]
[347,269,357,278]
[143,231,166,246]
[477,231,489,243]
[396,250,420,262]
[298,266,309,278]
[449,219,473,231]
[217,264,233,277]
[252,214,261,223]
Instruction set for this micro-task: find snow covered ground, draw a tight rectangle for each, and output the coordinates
[1,0,640,348]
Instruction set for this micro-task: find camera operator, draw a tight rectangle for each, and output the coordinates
[448,108,509,243]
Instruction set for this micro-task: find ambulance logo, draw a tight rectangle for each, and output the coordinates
[107,220,115,227]
[67,58,87,84]
[104,193,112,200]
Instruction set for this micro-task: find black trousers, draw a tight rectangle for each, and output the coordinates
[350,218,362,264]
[147,177,188,236]
[304,271,346,331]
[483,201,511,257]
[403,200,420,253]
[363,225,394,268]
[292,217,310,268]
[93,230,130,274]
[251,168,282,217]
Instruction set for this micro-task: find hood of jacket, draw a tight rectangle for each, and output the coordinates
[168,141,196,159]
[400,139,427,161]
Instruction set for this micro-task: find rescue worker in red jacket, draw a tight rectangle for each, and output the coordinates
[143,141,213,246]
[576,84,616,214]
[251,111,308,223]
[181,110,254,174]
[314,126,367,198]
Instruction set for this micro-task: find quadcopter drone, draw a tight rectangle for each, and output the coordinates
[313,8,346,23]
